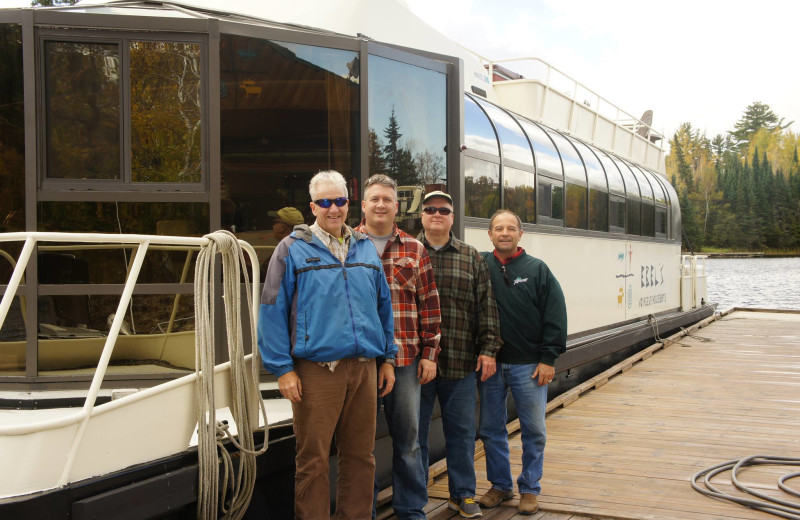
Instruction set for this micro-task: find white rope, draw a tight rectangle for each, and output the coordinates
[195,230,269,520]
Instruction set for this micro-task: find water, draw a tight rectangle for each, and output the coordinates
[705,257,800,311]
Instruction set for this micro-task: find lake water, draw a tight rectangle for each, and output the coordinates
[705,257,800,311]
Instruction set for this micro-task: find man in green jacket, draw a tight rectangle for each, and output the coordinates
[478,209,567,515]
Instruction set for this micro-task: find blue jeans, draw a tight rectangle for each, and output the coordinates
[377,358,427,519]
[419,372,477,499]
[478,363,547,495]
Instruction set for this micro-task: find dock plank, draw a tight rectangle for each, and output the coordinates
[379,310,800,519]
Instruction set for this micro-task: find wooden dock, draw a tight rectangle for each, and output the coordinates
[378,309,800,519]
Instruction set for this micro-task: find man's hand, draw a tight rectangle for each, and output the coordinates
[533,363,555,386]
[278,371,303,402]
[417,359,437,384]
[476,355,496,382]
[378,363,396,397]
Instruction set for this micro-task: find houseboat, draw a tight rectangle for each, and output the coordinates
[0,0,713,517]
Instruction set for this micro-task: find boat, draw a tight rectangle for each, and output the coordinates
[0,0,714,517]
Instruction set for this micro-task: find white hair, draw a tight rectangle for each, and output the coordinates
[309,170,348,200]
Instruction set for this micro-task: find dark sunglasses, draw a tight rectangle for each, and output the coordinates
[314,197,348,208]
[422,206,453,216]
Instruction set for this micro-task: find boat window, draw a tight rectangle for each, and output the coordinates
[628,164,654,237]
[38,201,207,283]
[609,194,626,233]
[655,206,667,238]
[519,119,563,179]
[130,41,201,183]
[471,96,533,166]
[44,40,121,180]
[546,129,586,187]
[570,139,608,232]
[220,35,360,272]
[565,183,588,229]
[37,292,197,376]
[464,95,499,156]
[660,175,681,240]
[0,24,25,234]
[537,178,564,225]
[503,166,535,224]
[368,54,447,235]
[465,157,500,218]
[597,151,626,196]
[612,157,641,235]
[42,36,205,188]
[644,169,668,205]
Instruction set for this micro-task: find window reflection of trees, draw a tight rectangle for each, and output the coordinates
[0,24,25,233]
[130,41,201,183]
[45,41,121,180]
[465,158,499,218]
[504,167,535,224]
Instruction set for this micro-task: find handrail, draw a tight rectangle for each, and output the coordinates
[0,231,261,439]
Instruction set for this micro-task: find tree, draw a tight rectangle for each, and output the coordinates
[730,102,793,150]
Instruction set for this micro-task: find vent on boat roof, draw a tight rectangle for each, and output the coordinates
[471,86,487,98]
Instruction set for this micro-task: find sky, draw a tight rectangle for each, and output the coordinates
[404,0,800,142]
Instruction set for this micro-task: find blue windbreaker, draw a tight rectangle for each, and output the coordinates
[257,225,397,377]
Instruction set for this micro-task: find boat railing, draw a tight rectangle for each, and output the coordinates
[0,231,261,499]
[681,254,708,310]
[485,57,666,173]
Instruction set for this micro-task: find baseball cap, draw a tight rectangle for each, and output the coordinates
[421,190,453,205]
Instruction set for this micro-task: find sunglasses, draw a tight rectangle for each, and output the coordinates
[314,197,348,208]
[422,206,453,216]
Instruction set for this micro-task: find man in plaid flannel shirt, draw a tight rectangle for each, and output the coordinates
[355,174,442,520]
[417,190,502,519]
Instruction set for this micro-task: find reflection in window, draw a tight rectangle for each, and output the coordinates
[656,207,667,237]
[520,120,562,178]
[565,183,587,229]
[548,130,585,185]
[465,157,499,219]
[473,96,532,166]
[610,196,626,233]
[628,199,641,235]
[0,24,24,234]
[38,201,206,284]
[642,201,655,237]
[37,293,196,376]
[369,54,447,236]
[464,95,499,156]
[220,35,360,267]
[503,167,535,224]
[538,180,564,223]
[130,41,201,183]
[45,41,120,180]
[589,189,609,232]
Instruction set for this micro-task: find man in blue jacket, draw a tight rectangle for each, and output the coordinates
[258,170,398,519]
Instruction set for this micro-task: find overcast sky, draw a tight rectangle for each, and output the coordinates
[405,0,800,142]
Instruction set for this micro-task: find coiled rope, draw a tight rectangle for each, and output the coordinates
[195,230,269,519]
[691,455,800,519]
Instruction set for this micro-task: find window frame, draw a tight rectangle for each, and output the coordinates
[37,29,208,193]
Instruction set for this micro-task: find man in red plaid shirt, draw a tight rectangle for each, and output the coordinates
[356,174,441,520]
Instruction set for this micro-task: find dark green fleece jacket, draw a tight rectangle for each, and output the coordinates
[481,250,567,366]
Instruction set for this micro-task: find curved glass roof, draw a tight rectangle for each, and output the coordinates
[596,150,626,196]
[464,95,499,156]
[628,163,654,203]
[547,129,586,186]
[570,137,607,192]
[518,119,562,179]
[643,168,668,205]
[471,95,533,166]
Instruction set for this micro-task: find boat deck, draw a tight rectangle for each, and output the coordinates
[378,309,800,519]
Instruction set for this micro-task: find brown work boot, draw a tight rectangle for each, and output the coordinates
[518,493,539,515]
[479,488,514,508]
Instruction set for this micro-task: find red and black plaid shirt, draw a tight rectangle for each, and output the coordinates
[356,221,441,366]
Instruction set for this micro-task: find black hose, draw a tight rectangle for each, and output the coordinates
[691,455,800,519]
